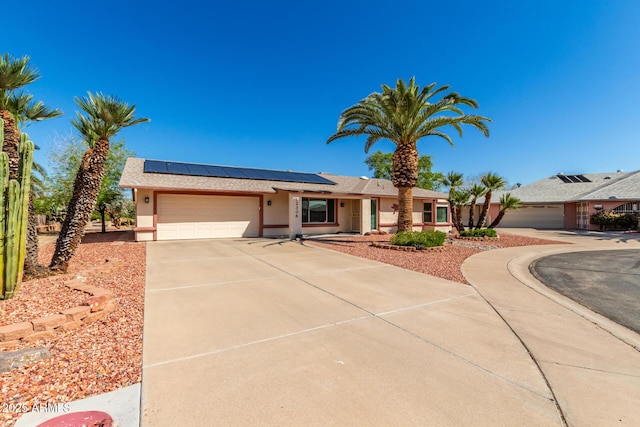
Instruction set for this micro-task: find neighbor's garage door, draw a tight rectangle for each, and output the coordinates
[156,194,260,240]
[499,204,565,229]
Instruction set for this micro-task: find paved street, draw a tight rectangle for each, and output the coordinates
[530,249,640,333]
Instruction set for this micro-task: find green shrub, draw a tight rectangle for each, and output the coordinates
[590,211,639,230]
[459,228,497,238]
[390,230,447,248]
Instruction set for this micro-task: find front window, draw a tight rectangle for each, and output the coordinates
[613,202,640,214]
[423,203,433,223]
[436,206,448,223]
[302,198,335,223]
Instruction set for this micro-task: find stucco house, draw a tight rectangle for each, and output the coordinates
[488,170,640,230]
[119,158,451,241]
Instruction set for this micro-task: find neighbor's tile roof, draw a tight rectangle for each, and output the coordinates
[119,158,447,199]
[490,170,640,203]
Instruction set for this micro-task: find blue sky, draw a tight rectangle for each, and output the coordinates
[4,0,639,186]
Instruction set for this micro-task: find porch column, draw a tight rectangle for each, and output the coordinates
[289,193,303,239]
[361,198,372,235]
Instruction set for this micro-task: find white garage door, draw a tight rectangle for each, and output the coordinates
[157,194,260,240]
[499,204,565,229]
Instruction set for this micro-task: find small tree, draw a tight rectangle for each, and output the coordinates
[40,136,134,232]
[475,172,506,229]
[449,188,471,232]
[489,193,522,228]
[467,183,487,230]
[443,171,465,231]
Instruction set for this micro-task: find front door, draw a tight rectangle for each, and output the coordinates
[371,199,378,230]
[351,200,361,232]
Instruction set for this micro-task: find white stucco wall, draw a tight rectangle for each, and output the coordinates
[288,193,303,239]
[263,192,289,226]
[135,189,154,228]
[135,189,155,241]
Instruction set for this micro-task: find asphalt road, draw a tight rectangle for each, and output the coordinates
[530,249,640,334]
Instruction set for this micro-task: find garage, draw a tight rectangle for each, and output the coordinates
[499,204,565,229]
[156,194,260,240]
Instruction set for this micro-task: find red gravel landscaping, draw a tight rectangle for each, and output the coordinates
[307,232,569,284]
[0,231,145,427]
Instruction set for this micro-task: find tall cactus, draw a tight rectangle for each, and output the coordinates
[1,119,34,299]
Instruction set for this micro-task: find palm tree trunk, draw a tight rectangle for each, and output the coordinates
[468,200,476,229]
[23,193,44,277]
[455,207,465,233]
[392,143,418,233]
[397,187,413,232]
[49,138,110,272]
[0,110,20,180]
[489,210,506,228]
[475,192,492,229]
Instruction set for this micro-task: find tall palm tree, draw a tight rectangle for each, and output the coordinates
[489,193,522,228]
[475,172,506,229]
[467,183,487,230]
[49,92,149,272]
[0,54,40,179]
[443,171,465,231]
[11,93,63,276]
[327,78,490,232]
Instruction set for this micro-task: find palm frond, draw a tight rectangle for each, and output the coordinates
[72,92,150,143]
[6,92,63,129]
[326,78,491,181]
[0,53,41,94]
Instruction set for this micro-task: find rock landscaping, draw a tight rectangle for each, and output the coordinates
[309,232,568,284]
[0,231,145,427]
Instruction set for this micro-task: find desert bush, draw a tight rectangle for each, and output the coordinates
[459,228,497,238]
[390,230,447,248]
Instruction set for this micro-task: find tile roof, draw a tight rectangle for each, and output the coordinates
[119,158,447,199]
[491,170,640,203]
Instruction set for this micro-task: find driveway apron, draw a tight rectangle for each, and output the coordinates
[141,238,561,426]
[462,230,640,427]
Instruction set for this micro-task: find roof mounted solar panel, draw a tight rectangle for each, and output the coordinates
[205,165,231,177]
[143,160,336,185]
[557,174,592,184]
[222,167,250,179]
[143,160,169,174]
[166,162,190,175]
[185,163,209,176]
[238,167,270,180]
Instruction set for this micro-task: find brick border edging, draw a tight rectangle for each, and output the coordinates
[370,242,447,252]
[0,259,124,347]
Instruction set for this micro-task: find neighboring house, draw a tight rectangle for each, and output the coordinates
[485,170,640,230]
[119,158,451,241]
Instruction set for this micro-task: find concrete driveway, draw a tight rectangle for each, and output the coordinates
[141,238,561,426]
[463,229,640,426]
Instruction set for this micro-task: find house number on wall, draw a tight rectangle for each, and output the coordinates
[294,197,299,218]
